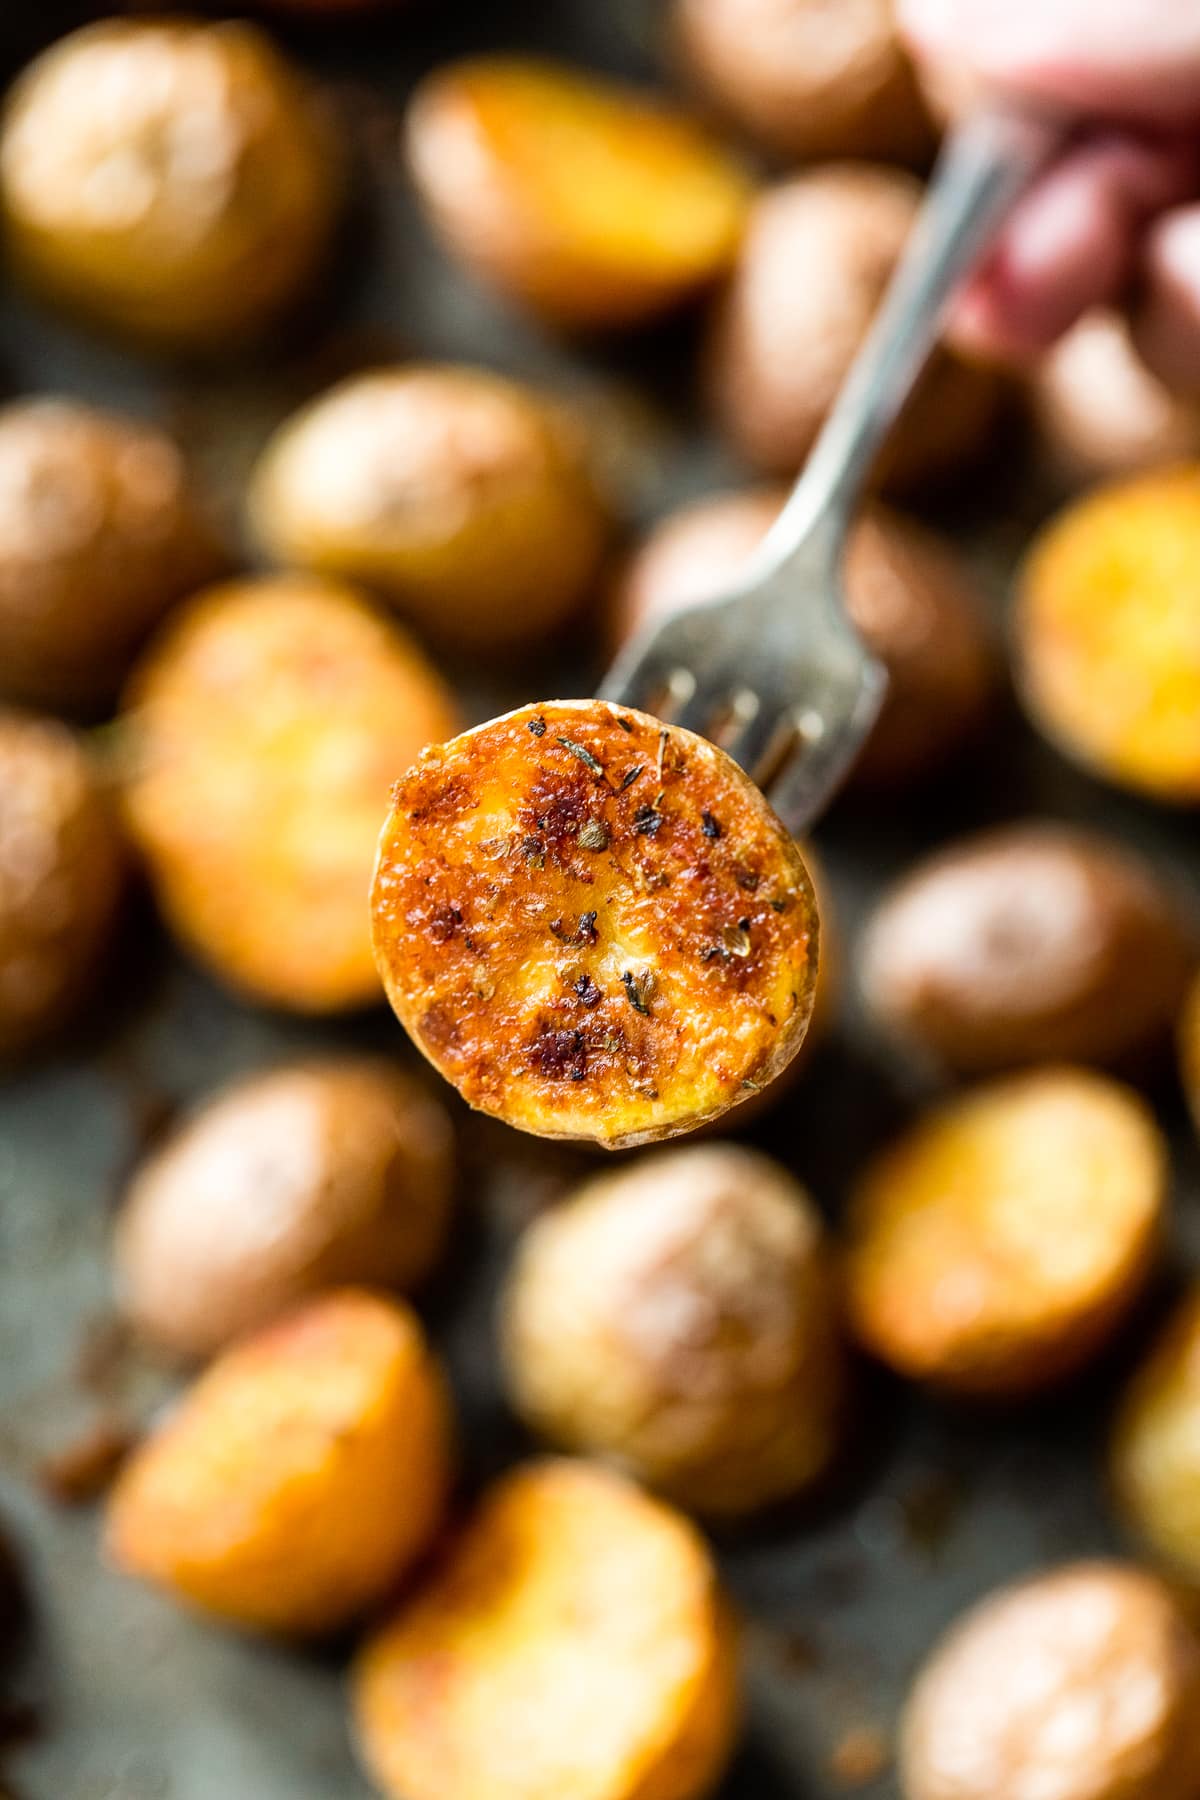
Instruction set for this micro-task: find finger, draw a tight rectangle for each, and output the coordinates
[1131,204,1200,397]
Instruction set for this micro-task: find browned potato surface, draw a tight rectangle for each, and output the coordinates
[121,574,457,1013]
[845,1068,1166,1395]
[371,700,819,1147]
[249,366,608,653]
[1032,311,1200,485]
[861,823,1195,1074]
[105,1289,451,1635]
[0,19,339,352]
[1112,1292,1200,1582]
[115,1059,455,1360]
[501,1143,845,1515]
[406,56,752,329]
[1015,465,1200,804]
[900,1561,1200,1800]
[352,1458,738,1800]
[0,709,124,1061]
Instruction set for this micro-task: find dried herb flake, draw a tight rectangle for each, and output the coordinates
[556,736,605,777]
[528,716,547,736]
[633,804,663,838]
[576,820,609,851]
[617,716,635,733]
[701,810,722,840]
[573,973,602,1008]
[618,764,644,793]
[621,969,654,1015]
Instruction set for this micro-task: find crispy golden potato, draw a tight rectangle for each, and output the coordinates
[371,700,819,1148]
[612,488,992,784]
[1112,1293,1200,1582]
[114,1059,455,1361]
[705,167,999,488]
[121,574,457,1013]
[1032,311,1200,486]
[105,1289,451,1636]
[861,824,1195,1075]
[900,1562,1200,1800]
[501,1144,845,1515]
[352,1458,738,1800]
[406,56,752,330]
[845,1068,1166,1395]
[673,0,934,164]
[0,19,339,352]
[1182,974,1200,1139]
[249,366,608,654]
[1016,465,1200,804]
[0,709,124,1061]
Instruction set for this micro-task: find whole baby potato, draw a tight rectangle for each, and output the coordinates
[861,823,1195,1074]
[1031,311,1200,485]
[1112,1292,1200,1582]
[0,19,339,352]
[114,1059,455,1361]
[105,1289,452,1635]
[352,1458,738,1800]
[900,1561,1200,1800]
[501,1143,845,1516]
[121,574,457,1013]
[249,366,608,654]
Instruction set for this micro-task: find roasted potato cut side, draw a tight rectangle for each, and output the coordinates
[371,700,819,1147]
[1112,1292,1200,1582]
[1031,311,1200,485]
[352,1458,739,1800]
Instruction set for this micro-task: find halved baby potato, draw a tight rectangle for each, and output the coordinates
[370,700,819,1147]
[1111,1292,1200,1583]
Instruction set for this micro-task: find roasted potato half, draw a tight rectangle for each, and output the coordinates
[1112,1292,1200,1583]
[1031,311,1200,486]
[114,1059,455,1361]
[1015,465,1200,804]
[901,1562,1200,1800]
[406,56,752,329]
[501,1143,845,1516]
[121,574,457,1013]
[352,1457,738,1800]
[249,366,608,654]
[0,19,339,353]
[105,1289,451,1636]
[371,700,819,1147]
[846,1068,1166,1395]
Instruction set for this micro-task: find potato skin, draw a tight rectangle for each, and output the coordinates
[861,824,1195,1074]
[249,366,608,654]
[352,1458,739,1800]
[0,19,339,352]
[1112,1293,1200,1583]
[105,1289,451,1636]
[371,700,819,1147]
[121,574,457,1013]
[1031,311,1200,486]
[501,1143,845,1516]
[406,56,751,330]
[900,1562,1200,1800]
[114,1059,455,1361]
[845,1067,1166,1395]
[1182,974,1200,1139]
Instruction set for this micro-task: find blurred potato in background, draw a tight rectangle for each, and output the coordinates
[1031,311,1200,485]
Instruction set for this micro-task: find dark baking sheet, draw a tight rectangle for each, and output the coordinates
[2,4,1200,1796]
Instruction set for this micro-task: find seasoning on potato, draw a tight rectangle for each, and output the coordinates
[1031,310,1200,485]
[406,56,752,329]
[0,18,339,352]
[900,1561,1200,1800]
[105,1289,451,1635]
[612,488,993,784]
[1015,465,1200,803]
[845,1067,1166,1395]
[1112,1292,1200,1583]
[861,823,1195,1074]
[371,699,819,1148]
[114,1059,455,1361]
[501,1143,845,1515]
[249,366,608,654]
[121,574,457,1013]
[0,709,125,1061]
[352,1457,738,1800]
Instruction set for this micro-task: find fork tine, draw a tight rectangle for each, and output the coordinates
[724,698,795,781]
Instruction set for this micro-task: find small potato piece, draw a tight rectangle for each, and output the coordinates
[1016,465,1200,803]
[612,489,992,784]
[371,700,819,1148]
[122,575,457,1013]
[900,1561,1200,1800]
[1112,1293,1200,1582]
[115,1059,455,1361]
[501,1143,845,1516]
[0,400,222,712]
[861,824,1195,1074]
[249,366,608,654]
[105,1289,451,1635]
[0,19,338,352]
[1031,311,1200,485]
[0,710,124,1060]
[406,56,752,330]
[352,1458,738,1800]
[845,1068,1166,1395]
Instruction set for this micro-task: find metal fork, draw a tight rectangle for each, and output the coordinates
[599,106,1065,833]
